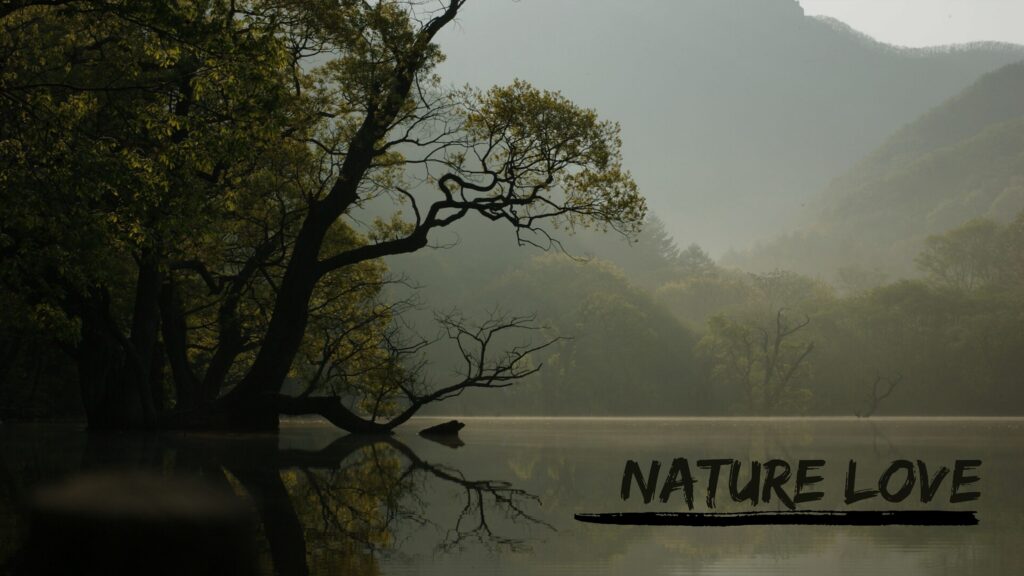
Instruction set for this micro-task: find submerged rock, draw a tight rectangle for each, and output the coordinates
[419,420,466,448]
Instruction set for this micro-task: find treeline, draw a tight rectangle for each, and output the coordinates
[2,2,1021,423]
[5,205,1020,419]
[429,212,1024,416]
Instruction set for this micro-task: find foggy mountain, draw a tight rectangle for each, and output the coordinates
[434,0,1024,253]
[728,60,1024,278]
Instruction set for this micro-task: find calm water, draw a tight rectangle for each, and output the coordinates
[1,417,1021,575]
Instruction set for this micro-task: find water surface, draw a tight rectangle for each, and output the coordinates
[1,417,1020,575]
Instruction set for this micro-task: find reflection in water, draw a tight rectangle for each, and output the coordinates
[244,434,551,573]
[1,418,1023,575]
[0,426,550,575]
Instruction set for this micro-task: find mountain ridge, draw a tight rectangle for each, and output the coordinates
[436,0,1024,252]
[726,60,1024,279]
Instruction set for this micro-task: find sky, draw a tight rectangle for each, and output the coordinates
[800,0,1024,47]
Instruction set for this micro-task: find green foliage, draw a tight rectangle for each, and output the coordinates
[695,275,821,415]
[698,313,814,415]
[1,1,313,421]
[0,1,647,426]
[730,61,1024,278]
[916,217,1015,290]
[456,79,645,239]
[655,273,754,330]
[678,243,718,278]
[3,2,1021,424]
[596,215,715,289]
[2,2,295,300]
[433,254,704,416]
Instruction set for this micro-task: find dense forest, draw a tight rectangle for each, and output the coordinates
[1,0,1023,425]
[408,211,1024,417]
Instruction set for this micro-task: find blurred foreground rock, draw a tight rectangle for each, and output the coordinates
[21,471,257,576]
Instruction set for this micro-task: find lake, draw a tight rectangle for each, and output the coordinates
[1,417,1021,575]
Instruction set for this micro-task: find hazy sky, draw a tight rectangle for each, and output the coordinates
[801,0,1024,47]
[432,1,1024,253]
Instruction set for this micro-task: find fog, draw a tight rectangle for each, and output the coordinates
[373,0,1024,418]
[3,2,1024,574]
[432,0,1024,254]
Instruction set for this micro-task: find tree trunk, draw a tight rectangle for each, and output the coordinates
[218,213,329,429]
[76,292,141,429]
[128,253,161,425]
[76,254,164,430]
[160,276,202,409]
[208,5,460,432]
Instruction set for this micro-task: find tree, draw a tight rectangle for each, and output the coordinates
[460,254,703,416]
[654,270,752,330]
[698,308,815,414]
[592,215,716,288]
[677,244,716,278]
[2,0,304,428]
[0,1,646,431]
[915,218,1005,291]
[620,214,682,286]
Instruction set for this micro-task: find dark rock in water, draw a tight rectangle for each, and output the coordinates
[419,420,465,448]
[420,419,465,436]
[21,471,257,576]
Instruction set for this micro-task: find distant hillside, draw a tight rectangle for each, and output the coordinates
[727,61,1024,279]
[435,0,1024,252]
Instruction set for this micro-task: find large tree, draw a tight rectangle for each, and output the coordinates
[0,1,645,431]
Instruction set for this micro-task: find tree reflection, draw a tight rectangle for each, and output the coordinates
[0,428,549,576]
[240,434,552,572]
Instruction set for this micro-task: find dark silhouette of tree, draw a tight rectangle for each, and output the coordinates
[0,1,645,431]
[269,313,563,433]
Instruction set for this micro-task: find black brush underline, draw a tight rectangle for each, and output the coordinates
[574,510,978,526]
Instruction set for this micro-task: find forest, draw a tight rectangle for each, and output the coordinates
[401,211,1024,417]
[2,0,1023,431]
